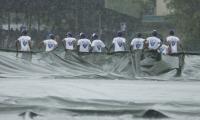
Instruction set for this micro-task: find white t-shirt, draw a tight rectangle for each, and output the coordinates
[91,40,106,52]
[43,39,58,52]
[77,39,91,52]
[146,37,161,50]
[17,36,31,51]
[112,37,126,52]
[158,44,169,55]
[131,38,145,50]
[167,36,180,53]
[63,37,76,50]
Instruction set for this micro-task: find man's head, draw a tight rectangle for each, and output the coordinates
[117,31,123,37]
[137,33,142,38]
[92,33,98,40]
[21,30,28,35]
[80,32,86,39]
[152,30,158,37]
[49,34,55,39]
[66,32,73,37]
[169,30,175,36]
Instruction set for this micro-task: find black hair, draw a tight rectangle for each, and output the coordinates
[50,34,55,39]
[152,31,158,37]
[21,30,28,35]
[80,33,86,39]
[66,32,72,37]
[169,30,175,35]
[92,33,98,39]
[117,31,123,37]
[137,33,142,38]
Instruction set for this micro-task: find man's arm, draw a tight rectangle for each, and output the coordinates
[62,40,66,50]
[104,46,109,52]
[144,39,148,49]
[101,41,108,52]
[123,42,127,51]
[156,41,162,50]
[16,40,19,52]
[76,40,80,52]
[90,45,93,52]
[178,41,184,52]
[73,39,77,51]
[76,42,80,52]
[142,40,146,50]
[109,44,114,53]
[54,42,58,49]
[28,40,32,50]
[130,40,133,52]
[88,43,92,53]
[15,40,20,57]
[130,45,133,52]
[38,41,44,50]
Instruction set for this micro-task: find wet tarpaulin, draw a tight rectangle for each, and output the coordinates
[0,50,200,120]
[0,50,180,79]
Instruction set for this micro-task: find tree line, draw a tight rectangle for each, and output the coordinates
[0,0,143,49]
[1,0,199,50]
[167,0,200,50]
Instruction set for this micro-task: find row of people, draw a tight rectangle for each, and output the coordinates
[16,30,183,54]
